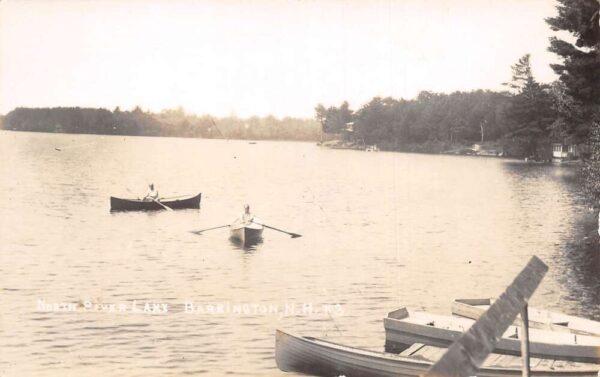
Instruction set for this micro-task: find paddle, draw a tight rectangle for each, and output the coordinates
[125,188,172,211]
[190,224,230,235]
[151,198,173,211]
[252,221,301,238]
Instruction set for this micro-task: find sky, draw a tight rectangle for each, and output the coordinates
[0,0,563,118]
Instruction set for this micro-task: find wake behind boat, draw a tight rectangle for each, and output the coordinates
[384,307,600,363]
[110,193,201,211]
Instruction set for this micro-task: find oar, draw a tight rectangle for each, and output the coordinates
[125,188,173,211]
[252,222,301,238]
[125,187,140,199]
[151,198,173,211]
[190,224,230,235]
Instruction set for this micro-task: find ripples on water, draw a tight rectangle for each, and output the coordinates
[1,131,599,376]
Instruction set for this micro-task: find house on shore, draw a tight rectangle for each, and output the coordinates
[552,143,579,161]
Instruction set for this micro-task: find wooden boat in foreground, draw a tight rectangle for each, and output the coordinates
[275,329,600,377]
[452,298,600,336]
[384,307,600,363]
[229,218,264,245]
[110,193,201,211]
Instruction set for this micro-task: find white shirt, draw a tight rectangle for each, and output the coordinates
[242,212,254,223]
[144,188,159,200]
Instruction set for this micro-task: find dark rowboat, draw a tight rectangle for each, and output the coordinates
[229,218,263,245]
[275,329,600,377]
[384,307,600,363]
[110,193,201,211]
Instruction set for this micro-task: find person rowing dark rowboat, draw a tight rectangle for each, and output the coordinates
[143,183,159,201]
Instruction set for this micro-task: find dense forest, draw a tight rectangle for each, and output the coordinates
[315,0,600,164]
[1,106,320,142]
[315,55,567,159]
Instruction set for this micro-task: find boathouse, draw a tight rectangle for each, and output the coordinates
[552,143,578,161]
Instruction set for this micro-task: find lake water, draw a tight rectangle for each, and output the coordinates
[1,130,600,376]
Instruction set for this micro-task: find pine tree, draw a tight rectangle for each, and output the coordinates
[548,0,600,201]
[503,55,556,159]
[504,54,535,93]
[546,0,600,108]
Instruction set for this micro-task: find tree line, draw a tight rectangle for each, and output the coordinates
[316,0,599,164]
[1,106,320,142]
[2,1,598,203]
[315,55,564,158]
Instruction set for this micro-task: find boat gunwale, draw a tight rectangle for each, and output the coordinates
[384,307,600,363]
[452,298,600,337]
[276,329,600,375]
[110,193,201,204]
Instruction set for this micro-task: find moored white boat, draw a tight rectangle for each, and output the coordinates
[384,307,600,363]
[452,298,600,337]
[275,329,600,377]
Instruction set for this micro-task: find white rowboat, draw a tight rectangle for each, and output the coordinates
[275,329,600,377]
[229,218,264,246]
[452,298,600,337]
[384,307,600,363]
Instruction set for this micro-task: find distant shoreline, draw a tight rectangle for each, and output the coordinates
[0,107,321,143]
[318,138,505,157]
[0,127,320,144]
[316,138,587,166]
[2,128,581,166]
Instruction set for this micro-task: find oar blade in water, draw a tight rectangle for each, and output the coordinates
[254,222,302,238]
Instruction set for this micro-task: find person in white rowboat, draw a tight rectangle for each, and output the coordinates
[242,204,254,224]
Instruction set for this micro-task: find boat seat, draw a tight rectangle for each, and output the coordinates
[399,343,426,356]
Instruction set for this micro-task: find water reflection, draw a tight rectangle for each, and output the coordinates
[557,209,600,320]
[503,161,580,185]
[229,237,264,252]
[503,161,600,320]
